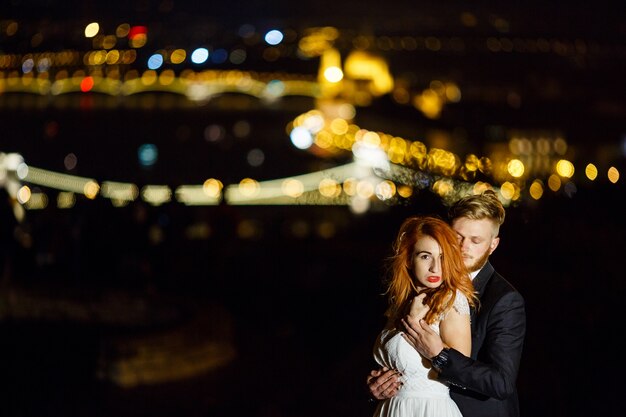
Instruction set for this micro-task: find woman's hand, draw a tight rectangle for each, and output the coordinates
[408,293,429,321]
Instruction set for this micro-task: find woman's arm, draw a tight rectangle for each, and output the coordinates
[405,293,471,357]
[439,307,471,357]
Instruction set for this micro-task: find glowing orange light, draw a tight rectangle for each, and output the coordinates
[80,76,94,92]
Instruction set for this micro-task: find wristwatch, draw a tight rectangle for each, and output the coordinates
[431,347,450,372]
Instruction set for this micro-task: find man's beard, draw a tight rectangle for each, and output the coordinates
[465,248,491,273]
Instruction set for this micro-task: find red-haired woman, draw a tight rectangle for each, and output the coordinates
[372,216,478,417]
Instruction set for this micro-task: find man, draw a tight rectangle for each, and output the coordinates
[367,189,526,417]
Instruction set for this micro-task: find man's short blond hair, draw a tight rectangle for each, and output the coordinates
[448,189,505,234]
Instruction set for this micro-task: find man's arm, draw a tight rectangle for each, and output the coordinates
[402,291,526,400]
[440,291,526,400]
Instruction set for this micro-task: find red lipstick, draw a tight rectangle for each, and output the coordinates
[427,276,441,283]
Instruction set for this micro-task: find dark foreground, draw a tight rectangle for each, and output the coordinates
[1,184,624,417]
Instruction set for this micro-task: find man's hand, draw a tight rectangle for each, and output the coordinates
[367,367,402,400]
[401,316,445,359]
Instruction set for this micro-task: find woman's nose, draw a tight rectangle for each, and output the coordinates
[430,258,441,272]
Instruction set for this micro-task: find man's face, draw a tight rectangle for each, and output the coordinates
[451,217,500,273]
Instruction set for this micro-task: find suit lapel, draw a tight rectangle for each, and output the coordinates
[470,261,494,319]
[472,261,494,296]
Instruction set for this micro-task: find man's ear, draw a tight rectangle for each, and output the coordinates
[489,236,500,254]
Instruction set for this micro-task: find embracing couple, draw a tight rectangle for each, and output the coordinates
[368,190,526,417]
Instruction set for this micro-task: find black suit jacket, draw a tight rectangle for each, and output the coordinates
[442,261,526,417]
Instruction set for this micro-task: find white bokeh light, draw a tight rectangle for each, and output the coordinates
[290,127,314,150]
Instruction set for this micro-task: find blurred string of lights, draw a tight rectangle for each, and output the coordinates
[1,20,624,112]
[0,20,623,219]
[0,111,621,221]
[287,106,621,205]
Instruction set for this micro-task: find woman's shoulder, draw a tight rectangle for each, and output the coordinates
[452,289,470,315]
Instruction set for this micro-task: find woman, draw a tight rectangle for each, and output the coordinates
[372,216,478,417]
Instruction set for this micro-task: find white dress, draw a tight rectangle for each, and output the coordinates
[372,291,470,417]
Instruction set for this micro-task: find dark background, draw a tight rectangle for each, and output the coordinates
[1,1,625,416]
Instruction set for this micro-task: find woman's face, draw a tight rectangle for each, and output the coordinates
[411,234,443,290]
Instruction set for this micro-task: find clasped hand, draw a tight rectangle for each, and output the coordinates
[401,294,445,360]
[367,294,445,401]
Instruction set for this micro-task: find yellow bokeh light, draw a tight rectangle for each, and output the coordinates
[428,148,458,174]
[324,66,343,82]
[388,142,406,164]
[445,83,461,102]
[547,174,561,191]
[106,50,121,65]
[500,182,515,200]
[432,179,453,197]
[555,159,575,178]
[203,178,223,198]
[413,89,443,119]
[472,182,492,195]
[84,181,100,199]
[607,166,620,183]
[281,179,304,197]
[337,103,356,120]
[318,178,341,198]
[329,118,349,135]
[159,69,176,85]
[17,185,32,204]
[585,163,598,180]
[141,185,172,205]
[343,178,358,196]
[25,192,48,209]
[362,131,381,147]
[314,131,333,149]
[409,141,428,162]
[465,154,479,171]
[343,50,394,95]
[356,180,375,198]
[141,70,158,85]
[529,180,544,200]
[302,111,325,133]
[170,49,186,64]
[57,192,76,209]
[101,35,117,50]
[397,185,413,198]
[507,159,525,178]
[238,178,260,197]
